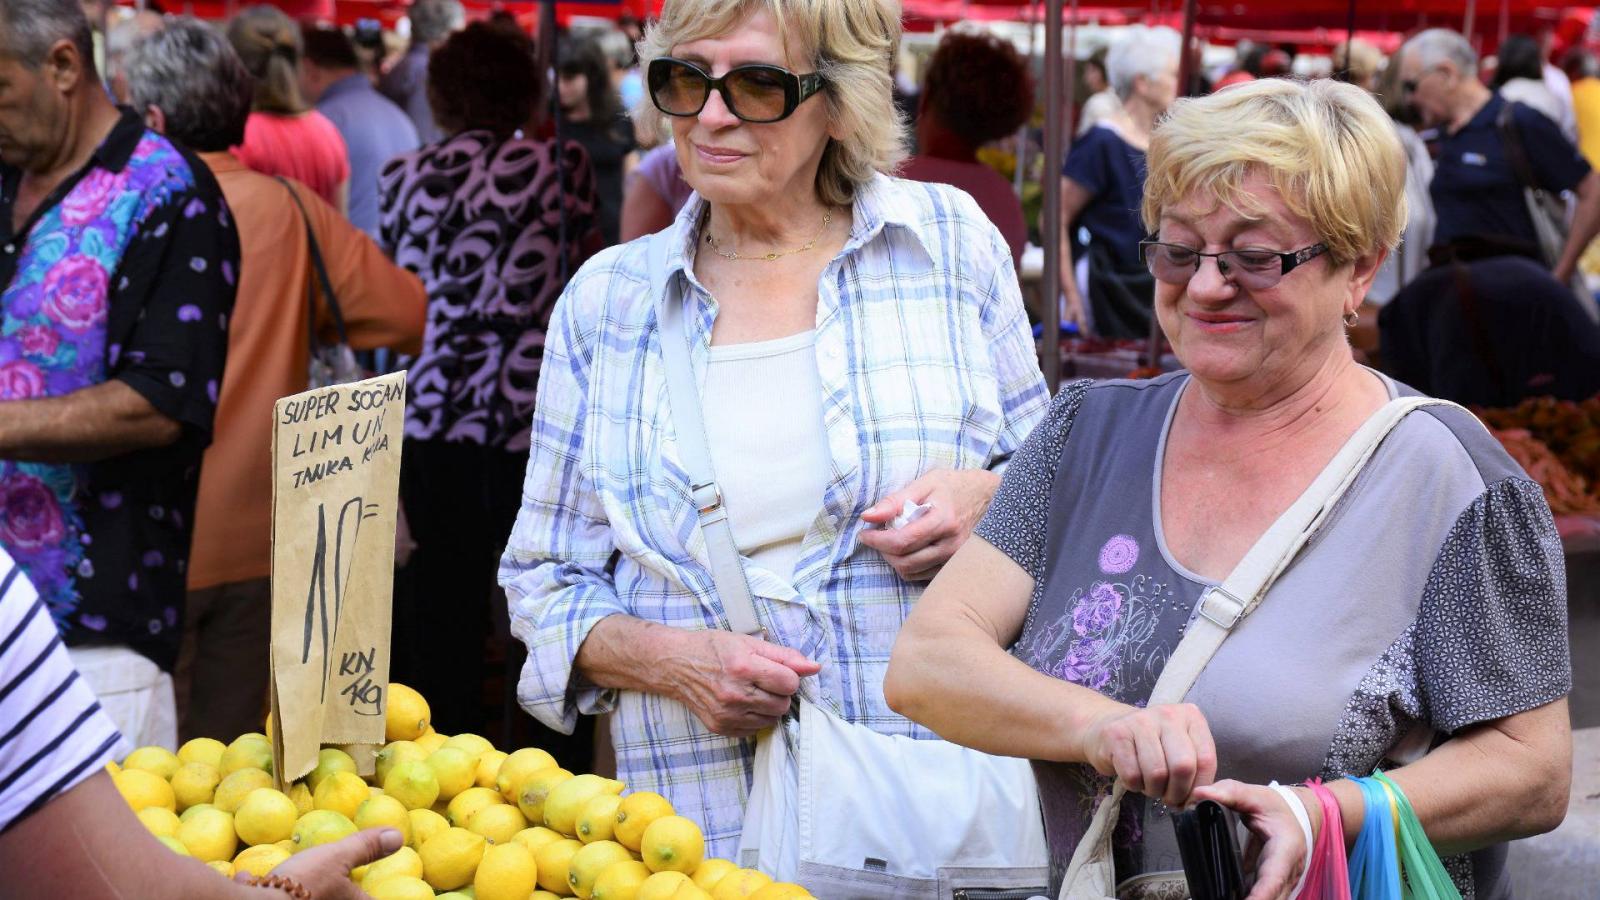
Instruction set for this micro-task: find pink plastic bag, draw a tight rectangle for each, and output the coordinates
[1296,779,1353,900]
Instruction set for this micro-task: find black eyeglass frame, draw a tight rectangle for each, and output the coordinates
[647,56,826,124]
[1400,65,1447,95]
[1137,235,1331,287]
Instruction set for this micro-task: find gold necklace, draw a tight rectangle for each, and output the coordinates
[703,209,833,262]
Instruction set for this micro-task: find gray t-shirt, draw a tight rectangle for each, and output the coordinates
[975,372,1571,898]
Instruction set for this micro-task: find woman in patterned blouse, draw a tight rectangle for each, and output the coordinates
[498,0,1048,858]
[887,78,1572,899]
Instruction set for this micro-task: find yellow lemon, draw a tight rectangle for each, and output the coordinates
[496,747,559,801]
[613,792,674,852]
[359,845,424,892]
[306,747,358,792]
[435,893,473,900]
[475,749,508,789]
[123,745,181,780]
[640,816,703,874]
[233,843,292,878]
[356,794,414,846]
[638,872,693,900]
[544,774,624,837]
[592,860,652,900]
[447,786,507,828]
[375,740,428,787]
[673,884,715,900]
[137,806,181,838]
[690,860,738,892]
[575,793,621,844]
[235,788,299,845]
[513,825,567,854]
[219,734,273,777]
[414,729,448,755]
[178,737,226,769]
[533,837,583,894]
[442,733,494,761]
[313,770,370,820]
[709,870,771,900]
[427,747,478,802]
[105,759,120,777]
[419,826,487,891]
[474,841,539,900]
[205,860,235,878]
[288,780,314,815]
[745,885,813,900]
[385,683,431,742]
[568,840,633,898]
[408,807,450,848]
[273,839,295,854]
[367,875,435,900]
[176,806,237,862]
[156,835,190,856]
[114,768,175,812]
[214,768,274,814]
[384,759,441,811]
[181,803,218,823]
[514,767,574,824]
[533,892,566,900]
[467,802,528,845]
[169,762,221,811]
[291,809,356,853]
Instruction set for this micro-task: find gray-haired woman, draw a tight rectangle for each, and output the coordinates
[500,0,1048,856]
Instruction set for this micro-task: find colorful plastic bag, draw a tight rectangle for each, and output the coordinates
[1348,776,1403,900]
[1372,772,1462,900]
[1295,779,1352,900]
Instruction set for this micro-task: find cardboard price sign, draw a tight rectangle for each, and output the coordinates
[269,372,405,784]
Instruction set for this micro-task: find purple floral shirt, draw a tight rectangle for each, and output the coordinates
[0,110,238,671]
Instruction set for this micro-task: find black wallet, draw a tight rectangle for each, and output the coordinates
[1172,800,1247,900]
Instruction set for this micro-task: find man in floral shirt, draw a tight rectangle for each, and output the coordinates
[0,0,237,745]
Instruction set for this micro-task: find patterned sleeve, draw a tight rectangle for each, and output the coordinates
[974,380,1092,581]
[497,260,633,733]
[1416,476,1572,734]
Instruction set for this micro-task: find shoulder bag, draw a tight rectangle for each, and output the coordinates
[649,228,1051,899]
[1058,393,1460,899]
[278,177,366,388]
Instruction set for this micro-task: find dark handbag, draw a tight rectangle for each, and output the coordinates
[1172,800,1246,900]
[276,177,366,388]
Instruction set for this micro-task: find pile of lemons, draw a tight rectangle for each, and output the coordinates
[110,683,813,900]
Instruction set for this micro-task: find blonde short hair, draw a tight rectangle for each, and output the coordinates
[1142,78,1407,264]
[637,0,907,207]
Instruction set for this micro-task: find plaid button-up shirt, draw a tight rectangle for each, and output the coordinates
[500,173,1049,858]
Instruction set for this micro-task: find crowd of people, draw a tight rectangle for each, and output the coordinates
[0,0,1582,897]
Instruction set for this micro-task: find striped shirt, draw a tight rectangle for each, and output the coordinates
[0,547,124,834]
[500,173,1050,857]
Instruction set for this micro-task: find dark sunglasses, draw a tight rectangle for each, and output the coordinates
[1138,236,1330,290]
[648,56,825,124]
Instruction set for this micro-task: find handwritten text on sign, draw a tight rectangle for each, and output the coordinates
[270,372,405,784]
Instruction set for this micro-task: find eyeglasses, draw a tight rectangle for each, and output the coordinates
[1138,237,1330,290]
[647,57,825,124]
[1400,66,1445,95]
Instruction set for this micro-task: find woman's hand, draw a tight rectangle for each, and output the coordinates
[1189,780,1311,900]
[251,827,403,899]
[662,629,822,738]
[1080,702,1218,808]
[858,469,1002,581]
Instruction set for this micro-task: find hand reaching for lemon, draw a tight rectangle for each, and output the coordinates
[244,826,404,899]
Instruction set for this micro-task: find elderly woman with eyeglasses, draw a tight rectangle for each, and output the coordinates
[499,0,1047,856]
[885,79,1572,899]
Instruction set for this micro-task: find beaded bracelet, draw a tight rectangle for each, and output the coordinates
[244,874,312,900]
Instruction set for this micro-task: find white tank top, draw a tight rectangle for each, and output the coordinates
[702,330,831,581]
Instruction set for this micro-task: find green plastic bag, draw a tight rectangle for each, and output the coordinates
[1371,771,1462,900]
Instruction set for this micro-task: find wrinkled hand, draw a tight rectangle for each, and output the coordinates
[666,629,821,738]
[247,827,403,899]
[1062,284,1087,330]
[858,469,1001,581]
[1081,702,1219,808]
[1189,780,1311,900]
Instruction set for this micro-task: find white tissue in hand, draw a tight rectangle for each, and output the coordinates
[888,500,932,530]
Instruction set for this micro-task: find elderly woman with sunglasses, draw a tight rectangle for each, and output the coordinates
[886,79,1572,898]
[499,0,1047,857]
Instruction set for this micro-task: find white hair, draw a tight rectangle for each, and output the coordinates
[1401,28,1478,77]
[1107,25,1181,101]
